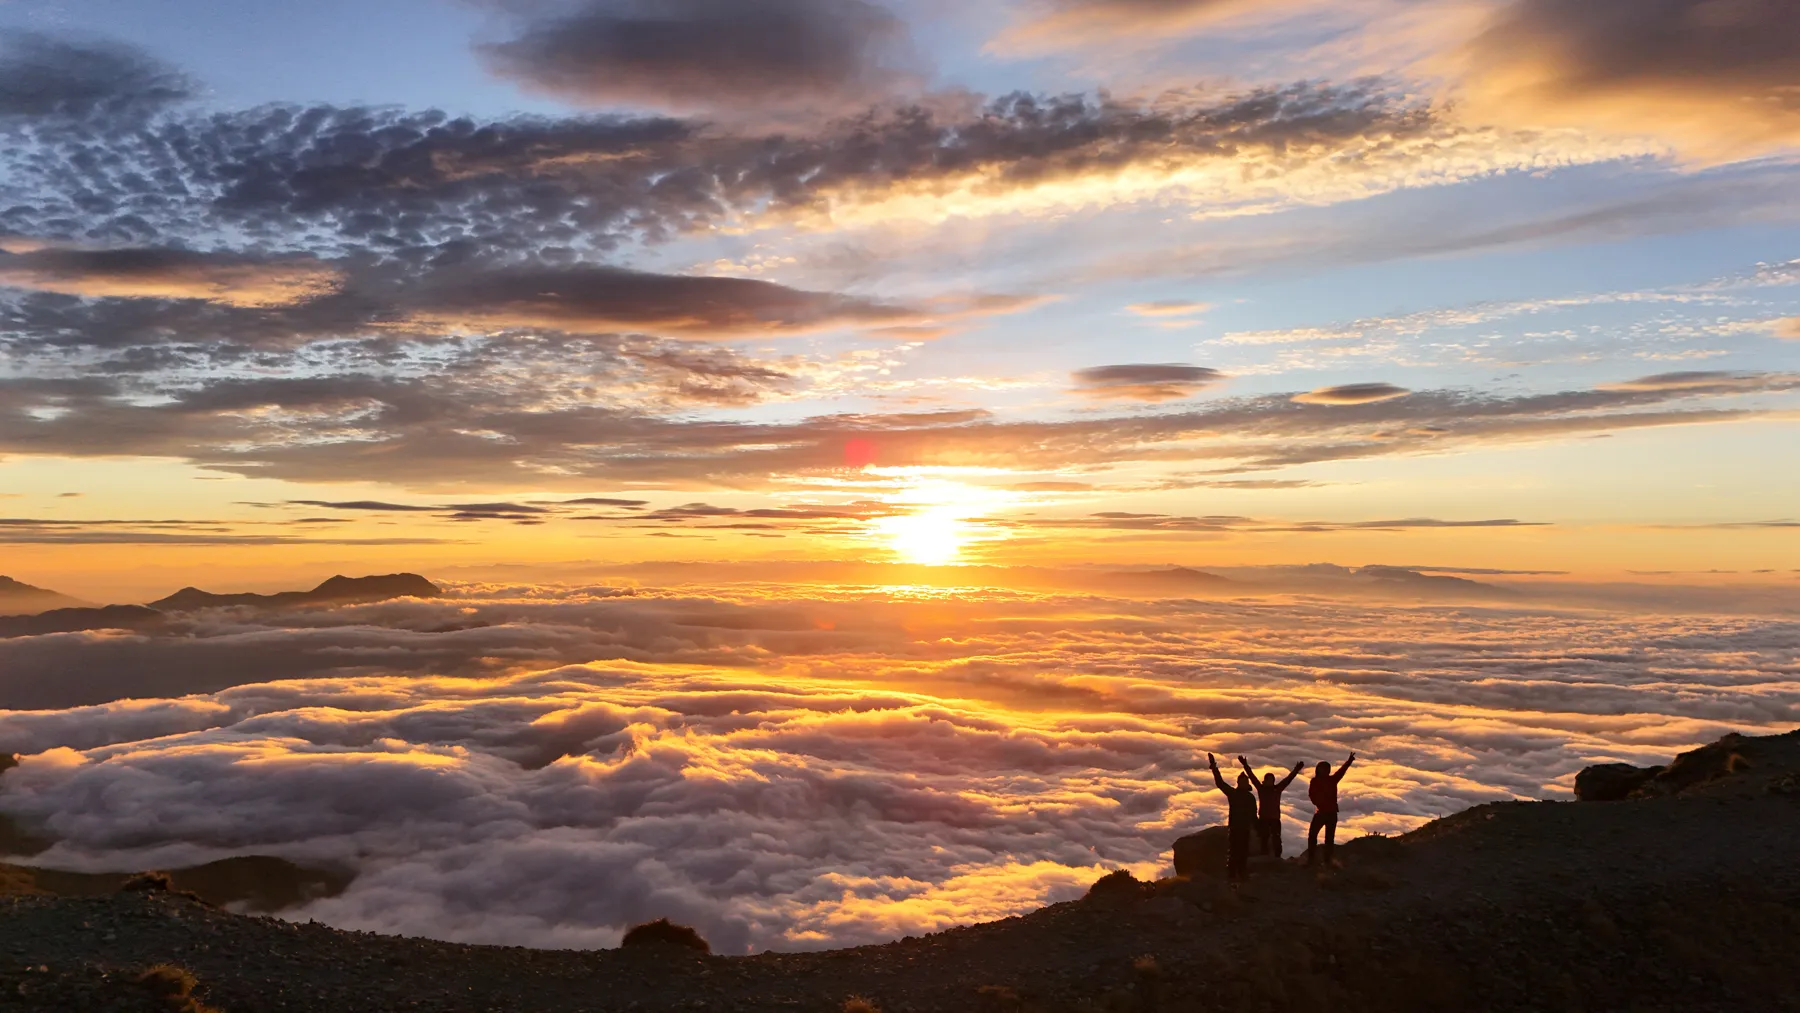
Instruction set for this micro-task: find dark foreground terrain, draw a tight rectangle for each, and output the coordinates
[2,731,1798,1013]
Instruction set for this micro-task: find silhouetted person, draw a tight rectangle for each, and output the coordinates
[1239,755,1302,857]
[1306,753,1356,867]
[1208,752,1258,882]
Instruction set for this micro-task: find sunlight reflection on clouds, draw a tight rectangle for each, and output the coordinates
[0,585,1796,952]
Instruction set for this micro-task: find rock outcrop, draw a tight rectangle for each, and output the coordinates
[1170,826,1230,878]
[1575,729,1800,801]
[1574,762,1665,801]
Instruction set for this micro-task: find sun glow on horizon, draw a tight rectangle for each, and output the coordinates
[876,509,970,565]
[867,472,1021,565]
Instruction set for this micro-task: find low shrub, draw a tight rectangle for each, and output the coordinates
[620,918,710,954]
[122,871,174,893]
[1085,869,1142,900]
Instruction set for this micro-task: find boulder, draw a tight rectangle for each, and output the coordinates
[1574,762,1664,802]
[1171,826,1231,879]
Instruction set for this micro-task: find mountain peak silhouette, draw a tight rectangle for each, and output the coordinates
[0,576,89,616]
[148,574,442,612]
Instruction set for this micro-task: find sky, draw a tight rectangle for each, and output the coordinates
[0,0,1796,594]
[2,0,1800,960]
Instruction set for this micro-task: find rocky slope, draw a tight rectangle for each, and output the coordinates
[2,730,1797,1013]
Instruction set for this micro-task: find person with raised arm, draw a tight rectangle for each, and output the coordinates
[1306,752,1356,867]
[1208,752,1259,882]
[1239,755,1303,858]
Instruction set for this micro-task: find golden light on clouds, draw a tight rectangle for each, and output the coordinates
[9,586,1792,952]
[0,248,341,307]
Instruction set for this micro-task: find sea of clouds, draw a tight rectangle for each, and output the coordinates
[2,583,1797,953]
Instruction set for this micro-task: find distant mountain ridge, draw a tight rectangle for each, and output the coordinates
[1090,566,1232,595]
[0,574,442,639]
[0,605,164,639]
[149,573,442,611]
[1355,564,1518,597]
[1234,562,1518,600]
[0,576,89,616]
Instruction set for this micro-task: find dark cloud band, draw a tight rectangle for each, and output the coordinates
[479,0,921,116]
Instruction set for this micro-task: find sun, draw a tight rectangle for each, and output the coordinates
[875,509,968,566]
[864,472,1018,566]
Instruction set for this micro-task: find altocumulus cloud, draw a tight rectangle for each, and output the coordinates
[2,585,1796,952]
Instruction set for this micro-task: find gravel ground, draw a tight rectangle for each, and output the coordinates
[3,733,1798,1013]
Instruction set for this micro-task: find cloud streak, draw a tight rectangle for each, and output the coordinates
[6,365,1792,488]
[1291,382,1411,406]
[0,246,339,307]
[1071,364,1226,402]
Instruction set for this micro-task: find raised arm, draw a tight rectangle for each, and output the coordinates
[1331,753,1357,784]
[1238,755,1260,783]
[1276,763,1301,791]
[1210,759,1231,794]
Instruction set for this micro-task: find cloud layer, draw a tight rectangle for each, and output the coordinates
[2,585,1795,953]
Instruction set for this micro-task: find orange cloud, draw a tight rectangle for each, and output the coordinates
[1456,0,1800,161]
[1596,371,1780,393]
[995,0,1317,51]
[1127,300,1211,318]
[1291,383,1410,405]
[0,247,339,307]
